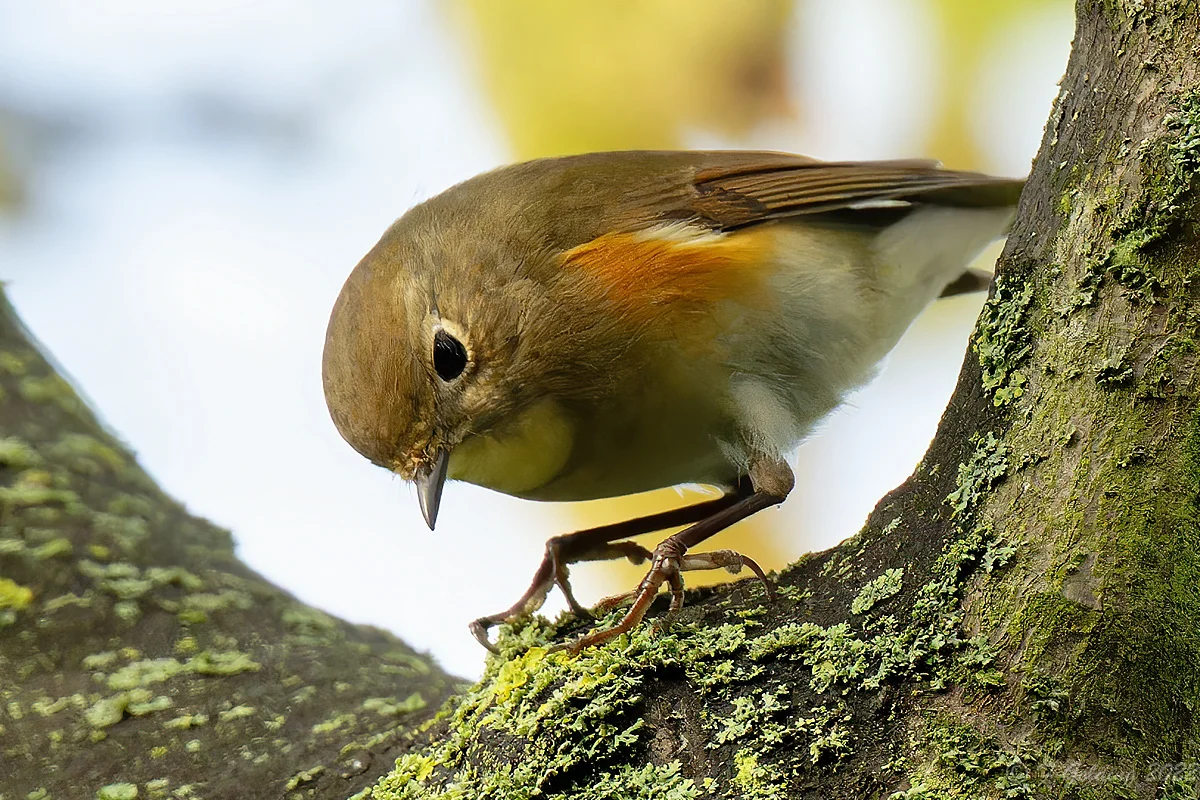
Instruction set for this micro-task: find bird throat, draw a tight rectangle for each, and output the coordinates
[447,397,575,497]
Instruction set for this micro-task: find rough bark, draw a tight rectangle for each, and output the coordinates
[4,1,1200,798]
[0,309,460,796]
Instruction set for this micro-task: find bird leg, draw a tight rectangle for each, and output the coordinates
[552,460,792,655]
[590,550,763,615]
[469,481,752,652]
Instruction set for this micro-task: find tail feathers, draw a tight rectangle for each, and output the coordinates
[916,179,1025,210]
[875,205,1013,295]
[868,204,1013,351]
[939,267,994,298]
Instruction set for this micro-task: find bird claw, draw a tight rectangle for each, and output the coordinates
[468,537,655,652]
[468,484,778,655]
[554,545,773,653]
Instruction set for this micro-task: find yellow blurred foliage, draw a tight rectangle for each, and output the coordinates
[451,0,795,157]
[925,0,1068,169]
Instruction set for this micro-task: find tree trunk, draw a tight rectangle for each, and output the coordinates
[4,2,1200,798]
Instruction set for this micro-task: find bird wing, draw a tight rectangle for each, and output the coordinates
[673,151,1024,231]
[550,152,1018,310]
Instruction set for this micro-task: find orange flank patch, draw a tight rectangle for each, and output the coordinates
[561,224,778,324]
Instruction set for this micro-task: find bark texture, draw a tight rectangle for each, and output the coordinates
[4,1,1200,798]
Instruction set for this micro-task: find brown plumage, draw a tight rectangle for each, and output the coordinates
[322,150,1023,653]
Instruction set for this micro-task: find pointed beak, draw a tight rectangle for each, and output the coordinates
[415,449,449,530]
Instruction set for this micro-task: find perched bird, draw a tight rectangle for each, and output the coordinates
[321,150,1023,653]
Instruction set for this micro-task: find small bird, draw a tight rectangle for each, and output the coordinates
[322,150,1022,654]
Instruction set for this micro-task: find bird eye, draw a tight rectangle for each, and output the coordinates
[433,329,468,381]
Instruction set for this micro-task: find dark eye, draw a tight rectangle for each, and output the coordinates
[433,329,468,382]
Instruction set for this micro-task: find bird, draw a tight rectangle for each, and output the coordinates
[321,150,1023,654]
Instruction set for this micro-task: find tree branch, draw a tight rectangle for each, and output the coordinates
[4,2,1200,798]
[0,301,459,799]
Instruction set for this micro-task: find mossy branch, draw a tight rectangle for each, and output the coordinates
[5,2,1200,799]
[0,301,458,798]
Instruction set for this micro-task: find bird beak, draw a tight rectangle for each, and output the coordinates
[415,449,449,531]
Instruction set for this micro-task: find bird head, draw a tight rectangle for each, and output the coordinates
[321,202,617,528]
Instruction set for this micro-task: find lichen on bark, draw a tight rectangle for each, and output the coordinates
[5,1,1200,798]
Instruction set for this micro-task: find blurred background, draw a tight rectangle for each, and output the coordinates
[0,0,1072,678]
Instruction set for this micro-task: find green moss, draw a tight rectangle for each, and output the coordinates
[891,717,1034,799]
[851,568,904,615]
[127,695,173,716]
[107,658,186,691]
[177,590,251,618]
[1137,336,1196,399]
[1161,771,1200,800]
[730,750,786,799]
[92,513,150,551]
[709,687,788,747]
[144,779,169,798]
[163,713,208,730]
[573,762,703,800]
[1070,418,1200,745]
[105,493,155,519]
[284,766,325,791]
[83,651,120,671]
[79,561,148,599]
[1113,89,1200,252]
[0,469,79,508]
[143,566,202,591]
[113,600,141,621]
[362,694,427,717]
[84,649,259,721]
[1088,88,1200,322]
[18,375,84,416]
[30,538,72,560]
[946,434,1009,517]
[96,784,138,800]
[311,711,356,735]
[0,350,28,376]
[796,704,853,764]
[291,685,317,704]
[48,433,127,476]
[217,705,256,722]
[973,279,1034,406]
[281,605,338,642]
[370,619,709,798]
[43,592,93,612]
[103,578,155,601]
[31,695,81,717]
[0,437,40,469]
[0,577,33,610]
[86,688,164,728]
[1023,673,1070,722]
[1095,353,1134,387]
[368,497,1016,800]
[185,649,260,676]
